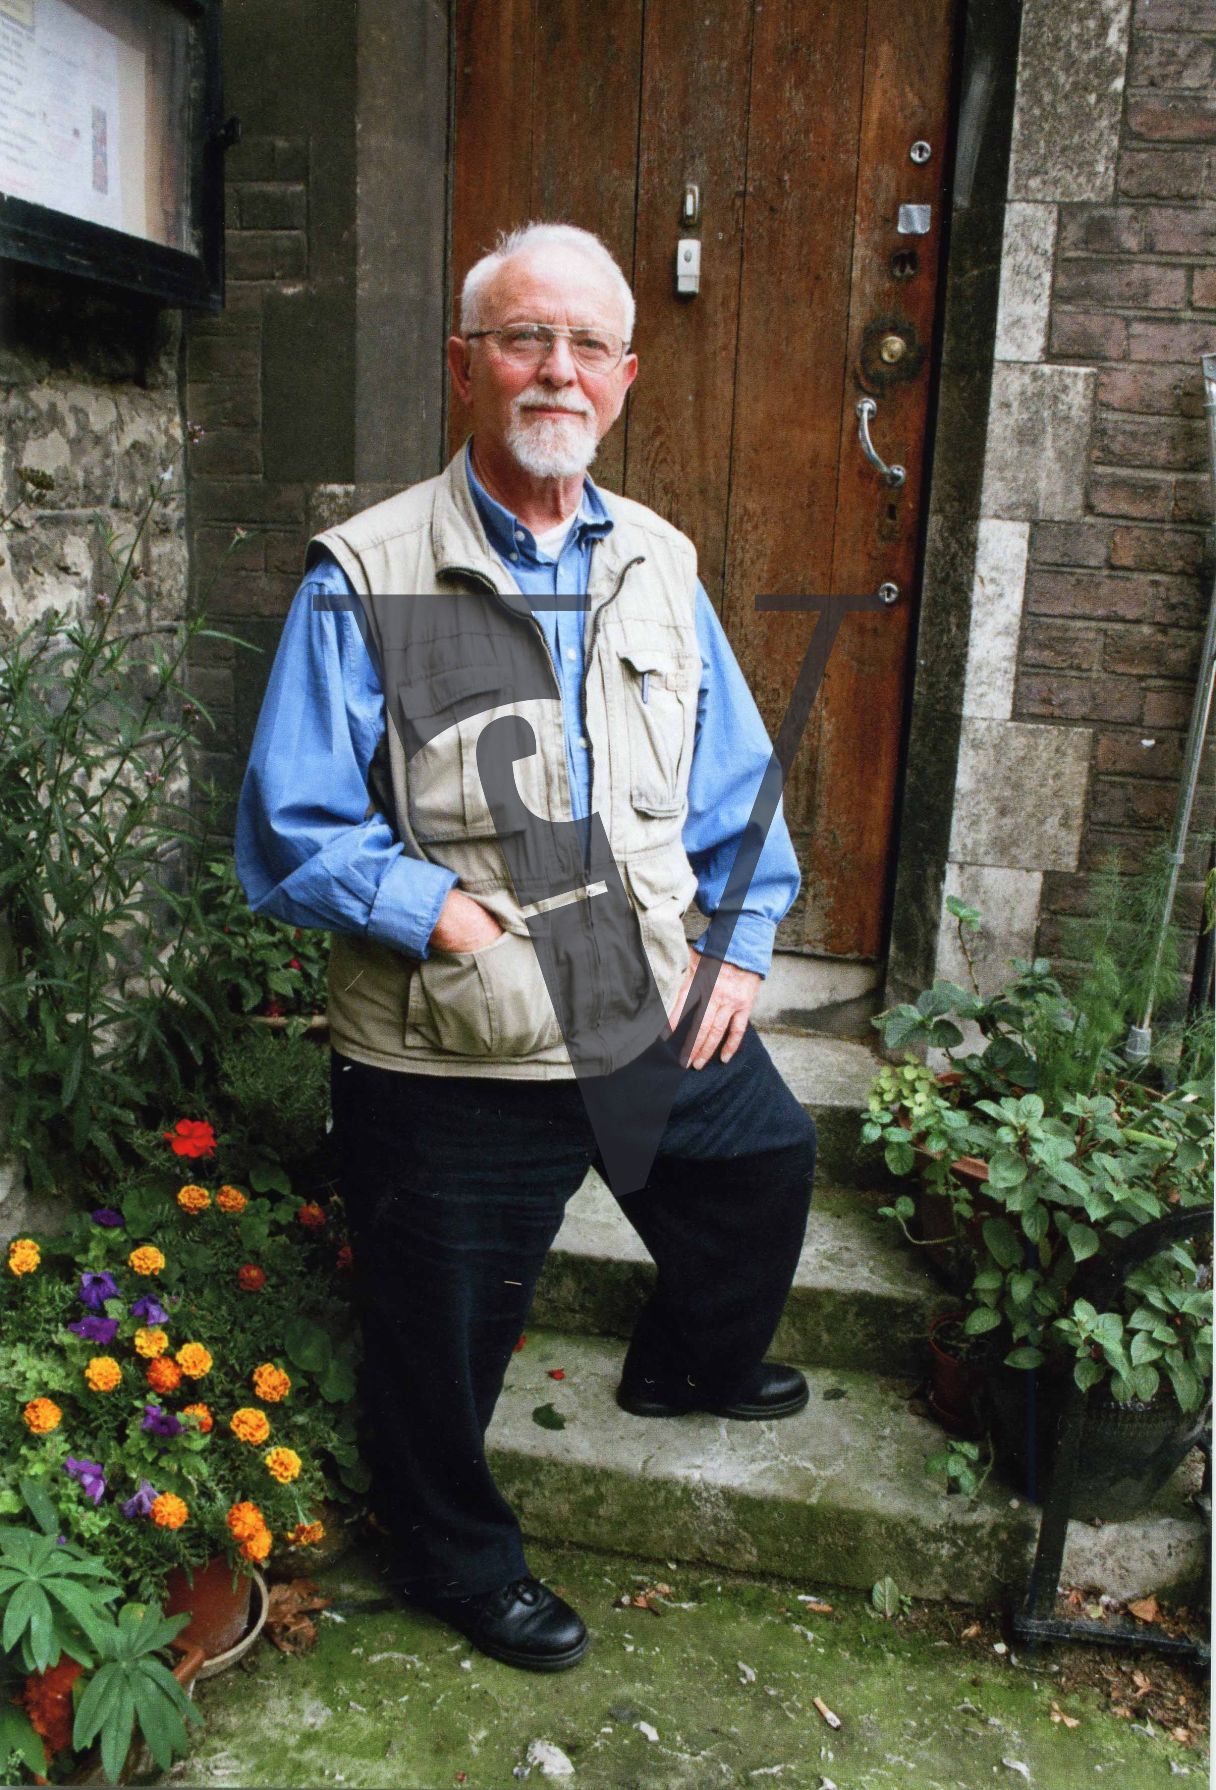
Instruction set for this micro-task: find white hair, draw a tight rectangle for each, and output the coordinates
[459,222,635,343]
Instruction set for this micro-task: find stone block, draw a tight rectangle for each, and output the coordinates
[948,716,1091,870]
[1140,204,1216,255]
[1098,362,1204,416]
[1127,93,1216,143]
[1029,521,1112,567]
[1194,265,1216,309]
[1093,409,1205,469]
[994,202,1057,362]
[961,518,1029,721]
[1057,204,1144,254]
[936,862,1044,997]
[1172,475,1214,523]
[240,183,308,232]
[1053,256,1188,309]
[1102,621,1203,678]
[980,364,1096,521]
[224,230,308,284]
[1130,30,1216,88]
[1127,316,1216,363]
[1018,669,1143,723]
[1049,311,1128,360]
[1008,0,1132,202]
[1022,616,1103,671]
[1109,523,1205,574]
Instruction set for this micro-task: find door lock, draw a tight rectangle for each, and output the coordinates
[879,334,907,365]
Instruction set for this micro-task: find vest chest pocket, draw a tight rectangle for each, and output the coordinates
[615,646,699,819]
[396,665,546,842]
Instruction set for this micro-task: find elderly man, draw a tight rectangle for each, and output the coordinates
[236,223,817,1673]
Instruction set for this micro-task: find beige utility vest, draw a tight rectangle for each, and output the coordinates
[310,448,702,1080]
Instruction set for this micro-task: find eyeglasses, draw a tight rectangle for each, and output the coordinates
[465,322,630,373]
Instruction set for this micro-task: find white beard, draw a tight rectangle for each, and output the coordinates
[505,394,599,478]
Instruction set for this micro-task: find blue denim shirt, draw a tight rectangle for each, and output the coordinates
[235,447,800,975]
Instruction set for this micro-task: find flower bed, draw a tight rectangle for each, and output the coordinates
[0,1123,365,1608]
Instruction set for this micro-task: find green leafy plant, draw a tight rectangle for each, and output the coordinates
[0,458,250,1199]
[869,1576,912,1620]
[71,1601,201,1784]
[925,1436,994,1499]
[193,856,330,1021]
[0,1524,120,1673]
[863,859,1214,1419]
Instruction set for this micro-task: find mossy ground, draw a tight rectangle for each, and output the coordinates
[165,1542,1208,1789]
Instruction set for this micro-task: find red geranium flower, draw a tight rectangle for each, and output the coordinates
[335,1244,353,1272]
[238,1264,267,1292]
[162,1118,216,1159]
[288,957,302,971]
[265,1000,285,1018]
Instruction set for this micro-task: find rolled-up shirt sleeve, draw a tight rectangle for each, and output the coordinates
[234,556,458,960]
[682,583,801,978]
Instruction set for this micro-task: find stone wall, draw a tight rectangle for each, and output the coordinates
[934,0,1215,1001]
[0,263,187,1234]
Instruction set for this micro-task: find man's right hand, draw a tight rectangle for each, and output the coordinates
[429,888,506,954]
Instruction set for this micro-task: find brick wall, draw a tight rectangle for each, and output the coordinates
[1019,0,1215,976]
[183,1,356,824]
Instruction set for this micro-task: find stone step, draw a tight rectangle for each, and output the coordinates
[533,1172,950,1376]
[753,1025,893,1188]
[488,1327,1207,1608]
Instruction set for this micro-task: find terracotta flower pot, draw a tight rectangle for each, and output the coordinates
[162,1555,253,1658]
[927,1311,988,1439]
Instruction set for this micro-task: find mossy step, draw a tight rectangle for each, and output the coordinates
[533,1171,950,1375]
[755,1025,895,1189]
[489,1328,1208,1609]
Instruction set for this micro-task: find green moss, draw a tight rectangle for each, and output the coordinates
[170,1543,1206,1789]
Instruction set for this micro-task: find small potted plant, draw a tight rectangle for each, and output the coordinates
[862,857,1214,1518]
[0,1122,367,1671]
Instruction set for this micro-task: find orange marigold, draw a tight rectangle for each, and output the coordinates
[239,1524,272,1564]
[7,1237,40,1276]
[216,1185,247,1214]
[128,1245,165,1275]
[285,1521,325,1547]
[230,1406,270,1445]
[237,1263,266,1292]
[22,1657,83,1759]
[146,1356,182,1394]
[175,1342,212,1379]
[150,1492,188,1529]
[182,1402,213,1433]
[176,1184,211,1214]
[226,1499,266,1542]
[84,1355,121,1393]
[134,1326,169,1358]
[264,1446,301,1484]
[296,1202,326,1231]
[251,1362,291,1403]
[22,1397,62,1434]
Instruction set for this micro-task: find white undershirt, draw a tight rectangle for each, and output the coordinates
[530,513,578,560]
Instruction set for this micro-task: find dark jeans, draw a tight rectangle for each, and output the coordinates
[329,1024,817,1598]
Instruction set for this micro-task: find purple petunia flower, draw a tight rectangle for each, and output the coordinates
[141,1404,183,1440]
[64,1457,107,1506]
[122,1479,158,1519]
[130,1294,168,1325]
[91,1208,125,1228]
[67,1315,120,1345]
[78,1271,120,1312]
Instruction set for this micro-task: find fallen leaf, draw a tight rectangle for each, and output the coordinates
[1128,1595,1161,1625]
[514,1334,528,1352]
[1132,1670,1152,1693]
[961,1623,981,1640]
[812,1697,842,1730]
[532,1401,566,1431]
[799,1598,834,1614]
[738,1661,757,1684]
[1050,1703,1080,1729]
[264,1578,332,1655]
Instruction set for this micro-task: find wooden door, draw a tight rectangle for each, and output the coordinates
[451,0,959,960]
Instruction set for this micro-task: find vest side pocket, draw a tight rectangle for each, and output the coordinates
[405,929,563,1059]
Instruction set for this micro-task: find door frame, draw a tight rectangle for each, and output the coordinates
[349,0,1025,1001]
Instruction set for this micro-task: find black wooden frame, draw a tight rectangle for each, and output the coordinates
[0,0,224,311]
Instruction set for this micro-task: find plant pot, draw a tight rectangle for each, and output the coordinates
[983,1364,1210,1521]
[927,1312,987,1439]
[194,1568,268,1681]
[162,1555,254,1658]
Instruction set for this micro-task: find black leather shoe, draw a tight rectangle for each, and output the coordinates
[617,1360,810,1420]
[417,1576,589,1672]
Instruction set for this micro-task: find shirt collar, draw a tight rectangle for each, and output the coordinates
[464,439,613,564]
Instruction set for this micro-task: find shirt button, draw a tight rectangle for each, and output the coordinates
[565,647,578,662]
[509,551,519,562]
[578,736,588,749]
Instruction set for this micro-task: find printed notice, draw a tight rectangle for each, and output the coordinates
[0,0,123,231]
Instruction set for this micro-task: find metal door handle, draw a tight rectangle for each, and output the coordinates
[856,398,905,488]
